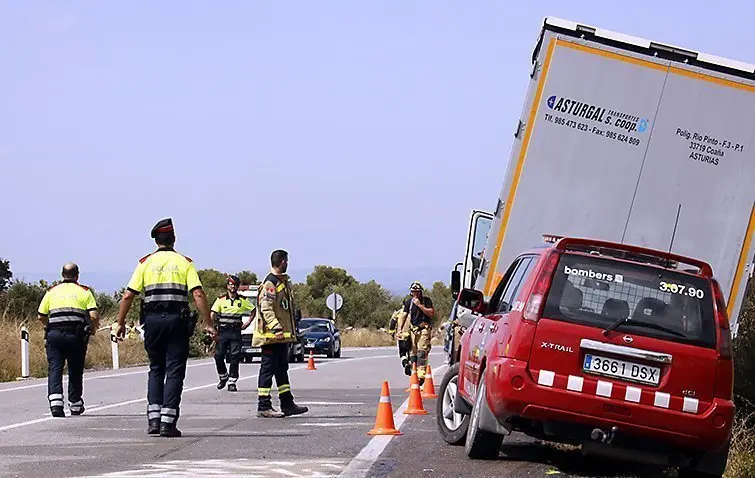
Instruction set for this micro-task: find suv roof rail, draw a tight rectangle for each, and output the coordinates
[543,235,713,277]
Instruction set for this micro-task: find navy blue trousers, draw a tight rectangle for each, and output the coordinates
[214,327,242,380]
[46,328,87,413]
[143,311,190,426]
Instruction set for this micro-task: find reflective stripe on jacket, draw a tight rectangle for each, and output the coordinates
[252,271,297,347]
[38,281,98,328]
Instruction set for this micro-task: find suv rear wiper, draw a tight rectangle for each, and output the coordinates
[603,318,686,338]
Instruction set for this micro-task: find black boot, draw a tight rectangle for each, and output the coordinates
[217,375,229,390]
[51,406,65,418]
[147,418,160,435]
[402,358,412,376]
[159,422,182,437]
[227,383,237,392]
[281,403,309,417]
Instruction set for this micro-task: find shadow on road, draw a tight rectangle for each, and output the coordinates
[500,441,670,477]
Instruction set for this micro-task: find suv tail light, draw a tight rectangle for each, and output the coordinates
[711,279,733,400]
[712,279,732,359]
[523,250,560,323]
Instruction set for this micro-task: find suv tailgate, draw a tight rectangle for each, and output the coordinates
[527,252,718,416]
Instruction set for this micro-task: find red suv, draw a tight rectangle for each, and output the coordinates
[436,236,734,477]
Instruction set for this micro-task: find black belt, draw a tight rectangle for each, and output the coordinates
[47,324,81,332]
[143,302,187,314]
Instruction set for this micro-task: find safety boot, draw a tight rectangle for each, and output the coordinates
[159,423,182,437]
[257,408,285,418]
[281,404,309,417]
[402,358,412,376]
[147,418,160,435]
[51,406,65,418]
[227,383,237,392]
[217,375,229,390]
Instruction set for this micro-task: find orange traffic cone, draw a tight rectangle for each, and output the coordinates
[421,364,438,399]
[404,368,428,415]
[367,381,402,436]
[307,351,317,370]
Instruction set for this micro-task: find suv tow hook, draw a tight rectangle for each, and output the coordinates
[590,426,619,444]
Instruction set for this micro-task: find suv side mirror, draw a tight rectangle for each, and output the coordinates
[458,288,486,314]
[451,270,461,299]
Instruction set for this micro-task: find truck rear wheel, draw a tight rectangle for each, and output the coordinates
[436,362,469,445]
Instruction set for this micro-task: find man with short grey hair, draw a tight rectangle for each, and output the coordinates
[38,263,100,417]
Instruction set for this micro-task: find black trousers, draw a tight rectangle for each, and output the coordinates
[257,343,294,411]
[46,328,87,413]
[215,327,242,380]
[143,311,190,426]
[397,338,409,359]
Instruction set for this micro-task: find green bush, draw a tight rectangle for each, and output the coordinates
[0,279,47,325]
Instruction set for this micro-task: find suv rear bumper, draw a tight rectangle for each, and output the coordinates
[484,357,734,452]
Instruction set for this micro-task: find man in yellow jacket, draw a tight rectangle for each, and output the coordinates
[253,249,308,418]
[388,307,411,375]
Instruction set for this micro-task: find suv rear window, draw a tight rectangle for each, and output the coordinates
[542,253,716,348]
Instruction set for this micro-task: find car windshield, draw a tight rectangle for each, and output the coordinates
[299,320,330,333]
[542,253,716,348]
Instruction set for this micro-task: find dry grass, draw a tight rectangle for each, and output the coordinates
[0,319,148,382]
[340,327,444,347]
[724,414,755,478]
[340,328,395,347]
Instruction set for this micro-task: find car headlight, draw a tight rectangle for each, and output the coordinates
[320,337,331,343]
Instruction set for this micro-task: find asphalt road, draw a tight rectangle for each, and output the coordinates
[0,347,671,477]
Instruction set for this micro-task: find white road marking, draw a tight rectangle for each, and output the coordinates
[0,349,442,394]
[271,469,301,477]
[78,458,350,477]
[338,363,448,478]
[0,359,215,394]
[297,402,365,406]
[0,352,403,432]
[298,422,372,427]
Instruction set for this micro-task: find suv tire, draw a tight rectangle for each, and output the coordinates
[465,372,503,459]
[436,363,469,445]
[678,437,730,478]
[334,341,341,358]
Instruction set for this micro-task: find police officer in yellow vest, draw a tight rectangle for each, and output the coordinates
[38,263,100,417]
[211,274,255,392]
[115,218,217,437]
[253,249,308,418]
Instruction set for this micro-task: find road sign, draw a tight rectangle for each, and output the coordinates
[326,293,343,311]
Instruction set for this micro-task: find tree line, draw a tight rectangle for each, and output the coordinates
[0,258,453,332]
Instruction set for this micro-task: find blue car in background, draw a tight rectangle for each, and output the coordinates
[298,318,342,358]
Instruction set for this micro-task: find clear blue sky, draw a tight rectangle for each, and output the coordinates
[1,1,752,292]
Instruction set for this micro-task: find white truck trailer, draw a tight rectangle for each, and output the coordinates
[451,17,755,341]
